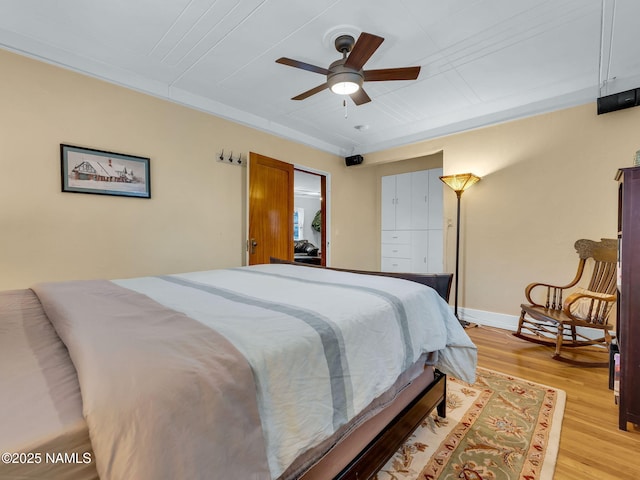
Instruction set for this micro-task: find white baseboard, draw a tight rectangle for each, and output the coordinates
[458,307,519,331]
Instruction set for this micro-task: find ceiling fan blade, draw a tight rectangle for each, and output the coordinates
[350,88,371,106]
[344,32,384,70]
[292,83,329,101]
[276,57,330,76]
[364,66,421,82]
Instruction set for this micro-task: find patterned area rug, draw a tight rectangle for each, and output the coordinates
[376,368,566,480]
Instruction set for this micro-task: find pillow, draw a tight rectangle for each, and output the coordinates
[569,287,614,321]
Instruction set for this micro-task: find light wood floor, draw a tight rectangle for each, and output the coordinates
[465,325,638,480]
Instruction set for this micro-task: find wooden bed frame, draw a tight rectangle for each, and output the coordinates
[270,259,452,480]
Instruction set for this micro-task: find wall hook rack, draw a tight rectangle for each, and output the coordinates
[216,150,245,166]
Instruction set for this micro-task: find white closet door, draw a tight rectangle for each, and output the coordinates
[427,229,444,272]
[410,170,429,229]
[428,169,444,229]
[381,175,396,230]
[395,173,412,230]
[410,230,428,273]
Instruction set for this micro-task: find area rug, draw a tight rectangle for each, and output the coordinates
[375,368,566,480]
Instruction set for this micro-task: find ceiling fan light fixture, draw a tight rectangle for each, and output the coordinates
[330,81,360,95]
[328,70,362,95]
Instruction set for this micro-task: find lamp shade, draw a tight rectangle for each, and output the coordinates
[439,173,480,194]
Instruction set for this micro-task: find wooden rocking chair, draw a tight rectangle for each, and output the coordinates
[514,238,618,366]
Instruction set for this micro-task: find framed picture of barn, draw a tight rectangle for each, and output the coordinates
[60,144,151,198]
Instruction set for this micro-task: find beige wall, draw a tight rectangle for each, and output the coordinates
[0,49,372,290]
[366,104,639,320]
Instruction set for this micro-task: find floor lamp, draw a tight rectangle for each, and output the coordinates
[439,173,481,327]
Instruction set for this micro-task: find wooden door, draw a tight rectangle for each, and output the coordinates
[248,152,294,265]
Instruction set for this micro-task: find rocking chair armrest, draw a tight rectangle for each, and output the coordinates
[524,281,570,305]
[562,291,617,321]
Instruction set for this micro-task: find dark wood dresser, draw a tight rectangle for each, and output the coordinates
[615,166,640,430]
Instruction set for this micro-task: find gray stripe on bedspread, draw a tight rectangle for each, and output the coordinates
[158,275,352,429]
[233,268,415,370]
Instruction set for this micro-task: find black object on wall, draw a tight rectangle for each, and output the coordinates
[345,154,364,166]
[597,88,640,115]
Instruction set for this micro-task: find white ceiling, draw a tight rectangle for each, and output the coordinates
[1,0,639,157]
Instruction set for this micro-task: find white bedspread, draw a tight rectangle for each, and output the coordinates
[113,264,477,478]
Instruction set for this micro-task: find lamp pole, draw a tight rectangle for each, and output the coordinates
[439,173,481,328]
[454,190,464,323]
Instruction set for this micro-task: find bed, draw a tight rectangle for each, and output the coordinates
[0,262,477,480]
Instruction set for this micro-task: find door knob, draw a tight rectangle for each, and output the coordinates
[250,238,258,254]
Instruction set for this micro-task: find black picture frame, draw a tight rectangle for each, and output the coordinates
[60,144,151,198]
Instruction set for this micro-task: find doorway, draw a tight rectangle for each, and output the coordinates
[293,169,327,267]
[247,152,329,266]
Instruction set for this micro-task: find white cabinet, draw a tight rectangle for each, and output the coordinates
[381,169,443,273]
[427,171,443,230]
[381,257,412,272]
[410,170,429,230]
[382,173,412,230]
[380,230,411,272]
[381,175,396,231]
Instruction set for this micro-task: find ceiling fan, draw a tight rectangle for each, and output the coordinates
[276,32,421,106]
